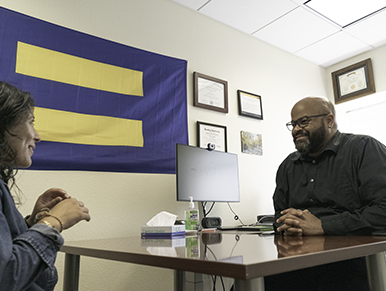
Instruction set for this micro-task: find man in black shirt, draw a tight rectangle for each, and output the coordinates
[267,96,386,291]
[274,96,386,235]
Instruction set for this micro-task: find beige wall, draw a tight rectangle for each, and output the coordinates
[0,0,337,290]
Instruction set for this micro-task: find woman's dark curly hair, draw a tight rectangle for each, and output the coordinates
[0,81,35,186]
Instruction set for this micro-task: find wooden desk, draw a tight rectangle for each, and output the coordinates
[60,233,386,291]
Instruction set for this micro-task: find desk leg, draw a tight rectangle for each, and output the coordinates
[174,271,206,291]
[63,253,80,291]
[366,252,386,291]
[235,277,264,291]
[174,270,185,291]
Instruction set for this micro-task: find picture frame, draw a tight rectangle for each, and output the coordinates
[194,72,228,113]
[237,90,263,119]
[240,131,263,156]
[332,58,375,104]
[197,121,227,152]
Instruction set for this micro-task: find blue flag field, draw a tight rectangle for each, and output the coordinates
[0,7,188,173]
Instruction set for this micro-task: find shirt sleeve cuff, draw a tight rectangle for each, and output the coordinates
[14,224,64,270]
[321,215,345,234]
[30,223,64,246]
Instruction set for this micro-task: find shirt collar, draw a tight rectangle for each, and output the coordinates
[291,130,342,162]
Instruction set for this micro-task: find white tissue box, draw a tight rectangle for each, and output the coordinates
[141,225,185,238]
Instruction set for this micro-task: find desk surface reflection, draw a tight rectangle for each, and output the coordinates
[61,232,386,280]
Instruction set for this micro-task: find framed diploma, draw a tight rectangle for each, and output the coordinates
[237,90,263,119]
[193,72,228,113]
[332,58,375,104]
[197,121,227,152]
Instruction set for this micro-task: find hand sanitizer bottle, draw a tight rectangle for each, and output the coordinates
[185,196,199,230]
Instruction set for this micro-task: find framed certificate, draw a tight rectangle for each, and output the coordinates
[197,121,227,152]
[332,58,375,104]
[193,72,228,113]
[237,90,263,119]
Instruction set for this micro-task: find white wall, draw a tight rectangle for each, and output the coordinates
[0,0,329,290]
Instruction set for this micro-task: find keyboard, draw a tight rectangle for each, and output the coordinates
[219,224,273,232]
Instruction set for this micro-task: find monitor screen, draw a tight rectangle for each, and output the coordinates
[176,143,240,202]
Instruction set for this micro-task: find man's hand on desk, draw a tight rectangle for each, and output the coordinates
[276,208,324,236]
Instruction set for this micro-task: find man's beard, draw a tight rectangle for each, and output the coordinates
[294,120,326,155]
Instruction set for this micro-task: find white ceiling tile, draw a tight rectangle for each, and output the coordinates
[345,9,386,48]
[168,0,386,66]
[290,0,307,4]
[171,0,209,10]
[305,0,386,27]
[199,0,298,34]
[252,6,340,53]
[294,31,373,67]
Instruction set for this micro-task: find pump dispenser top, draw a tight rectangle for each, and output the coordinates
[189,196,194,210]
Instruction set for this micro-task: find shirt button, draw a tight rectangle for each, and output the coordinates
[310,198,314,202]
[312,160,316,164]
[310,179,314,183]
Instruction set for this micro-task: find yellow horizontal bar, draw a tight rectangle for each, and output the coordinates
[34,107,143,147]
[16,42,143,96]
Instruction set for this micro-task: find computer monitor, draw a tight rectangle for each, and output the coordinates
[176,143,240,202]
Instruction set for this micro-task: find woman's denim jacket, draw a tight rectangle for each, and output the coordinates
[0,180,64,290]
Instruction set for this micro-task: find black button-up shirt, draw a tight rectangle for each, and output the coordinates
[273,131,386,235]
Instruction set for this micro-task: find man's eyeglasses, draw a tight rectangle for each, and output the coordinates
[286,113,329,131]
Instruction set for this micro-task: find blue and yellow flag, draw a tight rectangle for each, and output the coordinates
[0,7,188,173]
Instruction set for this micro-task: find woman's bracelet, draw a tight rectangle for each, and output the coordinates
[34,208,51,223]
[35,208,64,232]
[43,214,64,233]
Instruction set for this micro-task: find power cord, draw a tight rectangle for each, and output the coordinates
[202,202,245,227]
[227,203,244,225]
[202,201,216,217]
[206,245,226,291]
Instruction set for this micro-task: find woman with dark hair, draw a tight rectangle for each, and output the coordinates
[0,81,91,290]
